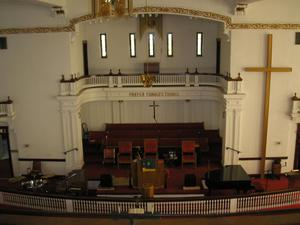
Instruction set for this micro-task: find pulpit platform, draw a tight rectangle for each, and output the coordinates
[1,165,300,218]
[85,161,220,195]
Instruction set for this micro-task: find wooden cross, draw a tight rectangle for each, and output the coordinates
[149,101,159,122]
[245,34,292,178]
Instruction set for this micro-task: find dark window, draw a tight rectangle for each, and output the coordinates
[295,32,300,45]
[0,37,7,49]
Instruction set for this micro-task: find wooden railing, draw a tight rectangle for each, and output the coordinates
[0,97,14,117]
[59,72,243,96]
[1,189,300,217]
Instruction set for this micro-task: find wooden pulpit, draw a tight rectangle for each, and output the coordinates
[131,159,165,189]
[144,62,160,74]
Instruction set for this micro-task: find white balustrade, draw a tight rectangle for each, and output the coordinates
[291,95,300,120]
[4,188,300,217]
[0,104,8,116]
[59,73,229,96]
[1,192,67,212]
[236,190,300,213]
[0,101,14,117]
[227,80,243,94]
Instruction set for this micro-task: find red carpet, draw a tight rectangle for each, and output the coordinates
[251,176,289,192]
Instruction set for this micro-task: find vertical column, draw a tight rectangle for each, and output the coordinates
[7,116,20,176]
[59,97,84,173]
[223,94,245,165]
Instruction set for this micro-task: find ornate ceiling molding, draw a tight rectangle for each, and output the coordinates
[0,26,74,35]
[229,23,300,29]
[132,7,232,28]
[0,6,300,34]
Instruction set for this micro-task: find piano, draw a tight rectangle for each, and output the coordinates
[205,165,252,195]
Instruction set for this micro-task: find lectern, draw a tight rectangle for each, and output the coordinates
[131,159,165,189]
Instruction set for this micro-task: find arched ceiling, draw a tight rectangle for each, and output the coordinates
[0,0,265,11]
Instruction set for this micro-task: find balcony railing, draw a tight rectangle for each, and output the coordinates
[0,97,14,117]
[59,72,243,96]
[1,189,300,217]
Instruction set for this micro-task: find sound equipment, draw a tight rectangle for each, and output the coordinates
[99,174,113,188]
[184,174,197,187]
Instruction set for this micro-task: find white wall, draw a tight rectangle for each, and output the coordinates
[0,0,68,28]
[231,0,300,23]
[80,100,221,131]
[83,15,220,74]
[230,30,300,174]
[218,25,231,75]
[65,0,91,19]
[0,32,72,174]
[69,24,84,75]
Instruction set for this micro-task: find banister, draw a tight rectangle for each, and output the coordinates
[1,189,300,216]
[63,148,78,155]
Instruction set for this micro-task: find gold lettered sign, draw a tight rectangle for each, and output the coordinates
[129,92,179,97]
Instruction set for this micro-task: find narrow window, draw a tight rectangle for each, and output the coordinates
[167,33,173,57]
[148,33,155,57]
[100,33,107,58]
[196,32,203,56]
[0,37,7,49]
[295,32,300,45]
[129,33,136,57]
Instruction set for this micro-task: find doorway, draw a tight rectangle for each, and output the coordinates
[294,124,300,169]
[0,126,13,177]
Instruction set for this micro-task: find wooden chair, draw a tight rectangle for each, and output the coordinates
[117,141,132,167]
[144,138,158,159]
[181,140,197,167]
[102,148,115,165]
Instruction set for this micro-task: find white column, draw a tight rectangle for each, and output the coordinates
[58,97,84,173]
[7,117,20,176]
[223,94,245,165]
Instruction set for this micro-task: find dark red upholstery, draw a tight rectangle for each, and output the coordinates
[181,140,197,167]
[117,141,132,167]
[102,148,115,165]
[144,139,158,159]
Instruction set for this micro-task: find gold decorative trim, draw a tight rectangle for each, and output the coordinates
[1,6,300,34]
[0,25,74,35]
[132,7,232,28]
[229,23,300,30]
[70,14,94,25]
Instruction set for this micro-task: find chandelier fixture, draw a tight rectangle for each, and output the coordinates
[140,74,155,87]
[94,0,127,17]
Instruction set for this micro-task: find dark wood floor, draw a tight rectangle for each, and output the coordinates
[1,211,300,225]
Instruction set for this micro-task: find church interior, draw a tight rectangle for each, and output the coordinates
[1,0,300,223]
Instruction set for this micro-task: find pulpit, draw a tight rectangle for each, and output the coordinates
[131,159,165,189]
[144,62,160,74]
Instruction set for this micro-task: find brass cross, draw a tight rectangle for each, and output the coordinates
[149,101,159,122]
[245,34,292,178]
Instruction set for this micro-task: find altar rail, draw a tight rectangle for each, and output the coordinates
[59,73,242,96]
[0,97,14,117]
[1,189,300,217]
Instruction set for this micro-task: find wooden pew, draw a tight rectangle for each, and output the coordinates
[88,123,221,152]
